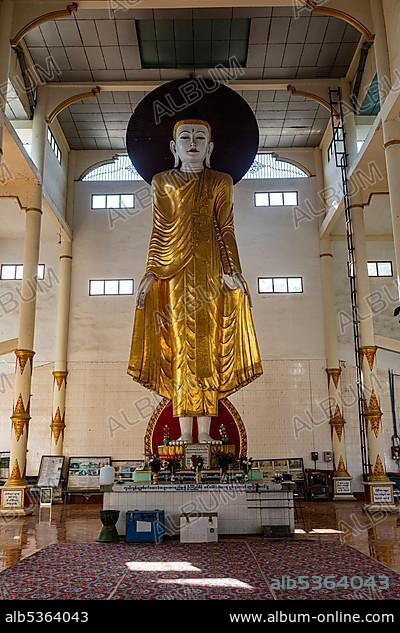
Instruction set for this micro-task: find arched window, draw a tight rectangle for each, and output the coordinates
[81,153,310,182]
[243,153,310,179]
[81,155,142,181]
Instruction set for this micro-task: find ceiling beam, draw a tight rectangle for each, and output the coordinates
[375,336,400,355]
[58,0,296,7]
[11,3,78,47]
[47,78,335,92]
[319,200,344,240]
[331,234,393,241]
[0,339,18,356]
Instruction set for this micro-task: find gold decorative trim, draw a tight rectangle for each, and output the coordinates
[25,208,43,214]
[11,4,78,47]
[144,398,169,457]
[383,140,400,149]
[370,454,389,482]
[365,390,382,438]
[13,393,27,416]
[302,1,374,43]
[60,255,73,260]
[53,371,67,391]
[11,414,29,441]
[320,252,333,258]
[47,87,101,124]
[330,404,345,443]
[51,407,66,445]
[221,397,247,458]
[15,349,34,375]
[7,460,24,486]
[326,367,341,389]
[287,85,339,118]
[360,345,377,372]
[144,398,247,458]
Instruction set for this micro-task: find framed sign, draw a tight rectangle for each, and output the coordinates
[67,456,111,491]
[39,487,53,507]
[184,444,210,469]
[0,452,10,480]
[335,480,352,495]
[112,460,144,482]
[2,489,22,508]
[37,456,64,488]
[372,485,393,504]
[253,457,305,481]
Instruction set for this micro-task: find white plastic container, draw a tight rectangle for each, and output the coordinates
[179,513,218,543]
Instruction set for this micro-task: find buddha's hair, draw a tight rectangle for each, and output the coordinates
[173,119,212,140]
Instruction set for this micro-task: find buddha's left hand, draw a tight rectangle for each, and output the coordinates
[224,272,252,307]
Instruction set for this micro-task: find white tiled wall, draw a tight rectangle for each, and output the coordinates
[0,156,398,493]
[0,356,397,492]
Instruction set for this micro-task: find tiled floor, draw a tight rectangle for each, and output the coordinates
[0,500,399,576]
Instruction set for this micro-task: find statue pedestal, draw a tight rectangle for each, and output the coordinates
[158,443,237,472]
[104,484,295,537]
[363,481,397,512]
[0,485,34,516]
[184,444,210,469]
[332,476,356,501]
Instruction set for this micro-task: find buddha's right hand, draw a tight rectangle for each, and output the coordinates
[136,273,155,309]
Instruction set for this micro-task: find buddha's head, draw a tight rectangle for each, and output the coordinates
[170,119,214,171]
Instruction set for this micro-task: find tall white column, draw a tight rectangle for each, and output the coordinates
[2,195,42,495]
[383,119,400,300]
[1,86,47,513]
[0,0,13,159]
[370,0,391,102]
[31,85,48,173]
[340,80,358,167]
[50,240,72,455]
[320,239,353,498]
[351,200,395,508]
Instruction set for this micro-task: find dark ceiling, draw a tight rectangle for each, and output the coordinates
[20,6,360,150]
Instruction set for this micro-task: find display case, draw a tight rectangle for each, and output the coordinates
[112,460,144,483]
[305,469,333,500]
[252,457,306,499]
[0,451,10,483]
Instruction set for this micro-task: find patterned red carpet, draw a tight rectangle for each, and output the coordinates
[0,541,399,600]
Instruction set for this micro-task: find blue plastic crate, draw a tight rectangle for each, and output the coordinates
[125,509,165,543]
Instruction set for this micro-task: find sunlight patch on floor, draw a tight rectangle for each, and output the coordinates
[157,578,254,589]
[126,561,201,572]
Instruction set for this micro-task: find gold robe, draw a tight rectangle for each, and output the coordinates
[128,168,262,417]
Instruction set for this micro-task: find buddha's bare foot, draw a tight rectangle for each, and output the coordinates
[175,434,192,443]
[198,433,214,443]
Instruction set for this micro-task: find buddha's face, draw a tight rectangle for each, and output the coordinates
[170,122,213,169]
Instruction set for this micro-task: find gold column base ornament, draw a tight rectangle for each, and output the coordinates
[333,455,350,478]
[369,454,390,483]
[6,459,25,487]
